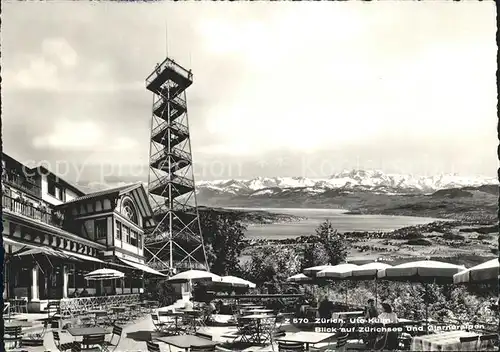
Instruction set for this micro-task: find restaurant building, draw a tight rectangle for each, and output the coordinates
[2,153,165,314]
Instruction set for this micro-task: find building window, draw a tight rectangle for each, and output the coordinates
[48,178,65,201]
[130,230,137,247]
[48,179,56,197]
[95,219,107,239]
[115,220,122,241]
[121,198,138,225]
[123,226,130,244]
[138,234,143,249]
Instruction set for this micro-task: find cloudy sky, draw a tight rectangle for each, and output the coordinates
[2,1,497,188]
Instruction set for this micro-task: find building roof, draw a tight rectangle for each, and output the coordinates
[2,152,86,196]
[57,182,143,206]
[36,165,87,196]
[56,182,153,219]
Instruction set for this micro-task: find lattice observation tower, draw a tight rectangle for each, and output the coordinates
[144,57,208,274]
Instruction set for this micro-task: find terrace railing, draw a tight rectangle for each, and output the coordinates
[60,294,140,319]
[2,170,41,198]
[2,194,59,227]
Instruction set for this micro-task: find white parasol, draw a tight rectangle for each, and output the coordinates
[303,265,335,277]
[218,276,256,288]
[316,263,359,279]
[167,270,221,284]
[377,260,465,284]
[351,262,393,306]
[377,259,466,330]
[317,263,359,306]
[85,268,125,280]
[453,259,499,284]
[287,273,314,283]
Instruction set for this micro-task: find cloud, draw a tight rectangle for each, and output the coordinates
[32,119,139,152]
[4,37,143,93]
[1,1,496,180]
[7,38,76,90]
[199,5,496,155]
[42,38,78,68]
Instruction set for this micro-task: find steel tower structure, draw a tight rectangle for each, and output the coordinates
[144,57,208,274]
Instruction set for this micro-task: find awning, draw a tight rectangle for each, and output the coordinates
[117,257,167,277]
[3,237,43,251]
[60,250,105,263]
[15,247,73,260]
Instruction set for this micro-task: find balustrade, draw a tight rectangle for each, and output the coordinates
[59,294,140,319]
[2,171,41,198]
[2,194,60,226]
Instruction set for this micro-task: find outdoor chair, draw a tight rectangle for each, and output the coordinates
[310,334,349,352]
[480,334,499,351]
[235,318,259,344]
[383,322,402,350]
[106,308,118,325]
[277,342,304,352]
[71,342,102,352]
[221,318,258,344]
[260,316,278,345]
[11,298,28,314]
[19,298,28,313]
[78,313,94,327]
[147,301,160,313]
[181,311,205,334]
[146,341,161,352]
[269,330,287,351]
[151,314,167,333]
[4,326,23,349]
[158,311,182,335]
[81,334,106,351]
[103,324,123,352]
[47,300,63,328]
[4,301,12,319]
[53,331,61,348]
[95,311,110,326]
[190,346,216,352]
[57,342,75,352]
[459,335,480,351]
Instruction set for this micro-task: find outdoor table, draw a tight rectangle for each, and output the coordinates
[332,311,364,317]
[157,335,218,351]
[241,314,276,345]
[411,330,480,351]
[125,303,140,317]
[89,310,110,326]
[145,300,159,310]
[276,331,337,350]
[110,306,127,322]
[67,326,108,337]
[5,321,32,328]
[246,309,274,314]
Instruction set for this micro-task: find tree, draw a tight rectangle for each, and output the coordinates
[313,220,348,265]
[199,209,248,276]
[242,246,302,293]
[301,239,330,270]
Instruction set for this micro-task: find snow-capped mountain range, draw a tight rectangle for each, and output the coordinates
[195,170,498,198]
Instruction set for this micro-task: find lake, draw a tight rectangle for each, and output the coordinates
[226,207,445,239]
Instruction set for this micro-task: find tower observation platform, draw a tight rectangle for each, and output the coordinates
[144,57,208,274]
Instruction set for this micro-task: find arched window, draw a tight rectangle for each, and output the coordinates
[121,198,138,224]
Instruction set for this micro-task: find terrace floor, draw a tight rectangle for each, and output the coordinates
[10,314,291,352]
